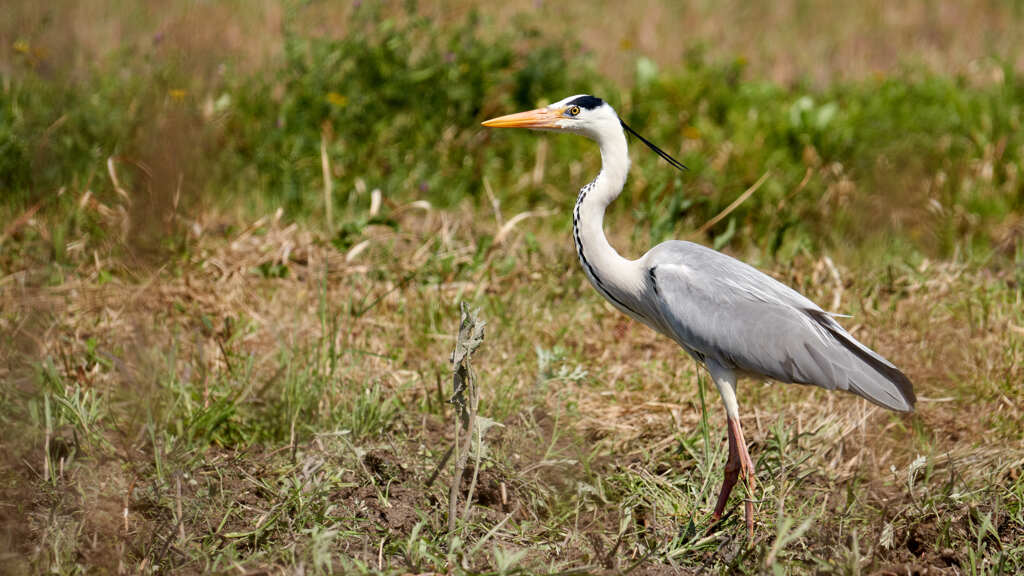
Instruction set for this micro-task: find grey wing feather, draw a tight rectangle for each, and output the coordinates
[644,241,915,412]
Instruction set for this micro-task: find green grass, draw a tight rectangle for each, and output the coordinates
[2,1,1024,574]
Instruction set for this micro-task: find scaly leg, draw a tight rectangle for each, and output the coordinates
[706,362,757,537]
[711,417,741,520]
[729,417,756,538]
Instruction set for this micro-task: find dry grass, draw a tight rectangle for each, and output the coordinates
[3,181,1023,571]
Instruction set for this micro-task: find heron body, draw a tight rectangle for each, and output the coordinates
[483,94,915,536]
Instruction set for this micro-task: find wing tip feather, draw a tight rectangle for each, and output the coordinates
[803,309,916,412]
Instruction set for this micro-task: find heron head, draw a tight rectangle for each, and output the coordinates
[482,94,687,171]
[481,94,619,140]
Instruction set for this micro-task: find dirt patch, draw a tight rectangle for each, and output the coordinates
[363,450,410,484]
[334,484,424,533]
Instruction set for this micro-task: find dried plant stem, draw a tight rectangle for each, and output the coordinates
[696,171,770,235]
[448,379,479,537]
[447,304,486,543]
[320,131,334,234]
[462,394,482,525]
[448,413,463,535]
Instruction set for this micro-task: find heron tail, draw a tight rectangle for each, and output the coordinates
[805,309,917,412]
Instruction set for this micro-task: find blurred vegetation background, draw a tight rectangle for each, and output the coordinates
[2,0,1022,271]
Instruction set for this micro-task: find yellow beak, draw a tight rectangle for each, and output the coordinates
[481,107,562,129]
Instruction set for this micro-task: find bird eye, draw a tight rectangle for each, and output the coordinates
[566,105,581,117]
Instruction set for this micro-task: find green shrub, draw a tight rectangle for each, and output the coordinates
[2,6,1021,261]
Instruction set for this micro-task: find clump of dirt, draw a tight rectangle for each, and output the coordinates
[329,428,522,531]
[466,469,507,510]
[333,484,424,533]
[363,450,409,484]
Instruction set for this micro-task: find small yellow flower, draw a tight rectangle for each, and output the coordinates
[169,89,187,102]
[326,92,347,107]
[13,40,30,54]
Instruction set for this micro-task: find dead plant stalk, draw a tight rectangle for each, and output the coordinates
[448,303,486,541]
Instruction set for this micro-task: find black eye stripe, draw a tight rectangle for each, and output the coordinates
[566,95,604,110]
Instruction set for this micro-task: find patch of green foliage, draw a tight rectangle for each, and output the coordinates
[221,6,578,210]
[1,52,182,204]
[3,7,1022,262]
[623,54,1024,258]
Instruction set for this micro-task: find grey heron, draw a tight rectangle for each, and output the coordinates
[482,95,915,536]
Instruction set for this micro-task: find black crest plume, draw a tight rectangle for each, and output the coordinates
[619,119,688,172]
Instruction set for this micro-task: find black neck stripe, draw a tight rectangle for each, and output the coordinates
[573,183,640,318]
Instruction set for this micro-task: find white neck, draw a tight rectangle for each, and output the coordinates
[572,125,646,318]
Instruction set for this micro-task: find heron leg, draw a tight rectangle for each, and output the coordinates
[729,417,756,538]
[711,417,741,520]
[706,362,757,537]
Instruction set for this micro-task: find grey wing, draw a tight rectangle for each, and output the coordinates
[644,241,915,412]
